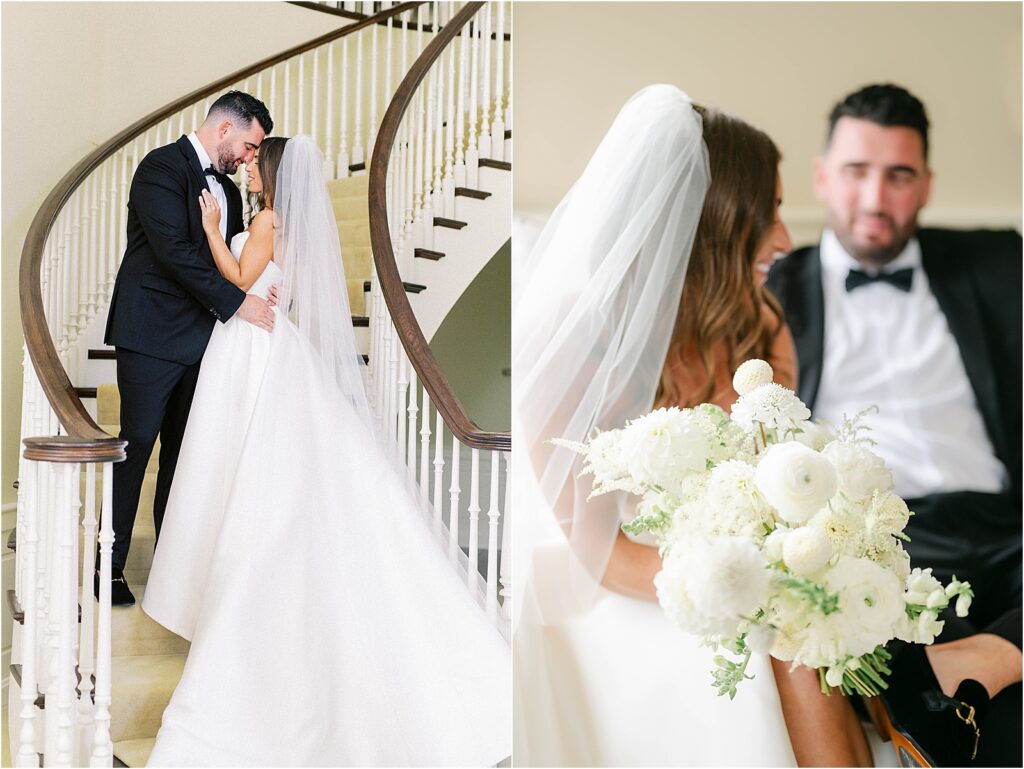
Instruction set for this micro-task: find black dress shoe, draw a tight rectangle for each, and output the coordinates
[866,642,989,767]
[93,567,136,607]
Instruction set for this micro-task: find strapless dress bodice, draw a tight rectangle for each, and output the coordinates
[229,231,282,301]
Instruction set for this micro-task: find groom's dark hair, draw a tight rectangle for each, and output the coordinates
[207,90,274,135]
[827,84,930,160]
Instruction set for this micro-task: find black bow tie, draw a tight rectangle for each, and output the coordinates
[203,165,230,186]
[845,267,914,293]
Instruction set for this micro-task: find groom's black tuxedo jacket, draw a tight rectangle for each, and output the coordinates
[105,135,246,365]
[766,228,1023,500]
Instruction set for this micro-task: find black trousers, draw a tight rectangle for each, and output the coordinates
[108,348,201,573]
[902,491,1022,767]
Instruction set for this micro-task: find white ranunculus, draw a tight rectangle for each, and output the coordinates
[822,441,894,503]
[823,557,905,657]
[783,526,833,576]
[731,383,811,434]
[621,408,712,491]
[755,442,838,523]
[764,526,791,562]
[733,359,774,396]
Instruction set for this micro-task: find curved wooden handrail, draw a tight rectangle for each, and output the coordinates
[288,1,511,39]
[19,1,423,462]
[369,1,511,453]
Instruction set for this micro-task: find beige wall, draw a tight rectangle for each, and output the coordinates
[1,2,352,507]
[514,1,1023,244]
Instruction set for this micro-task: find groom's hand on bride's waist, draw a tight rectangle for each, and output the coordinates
[237,294,275,332]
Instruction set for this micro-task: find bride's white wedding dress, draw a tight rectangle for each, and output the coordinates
[142,232,511,767]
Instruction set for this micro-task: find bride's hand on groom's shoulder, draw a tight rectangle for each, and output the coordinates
[198,190,221,234]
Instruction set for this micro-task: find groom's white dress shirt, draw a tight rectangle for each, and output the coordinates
[187,132,229,240]
[812,229,1007,499]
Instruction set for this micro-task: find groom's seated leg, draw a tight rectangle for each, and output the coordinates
[151,360,202,542]
[111,348,192,572]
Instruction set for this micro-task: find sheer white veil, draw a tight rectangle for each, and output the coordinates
[273,135,373,435]
[512,85,710,626]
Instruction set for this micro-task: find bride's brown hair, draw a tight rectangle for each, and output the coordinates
[248,136,289,214]
[654,106,787,409]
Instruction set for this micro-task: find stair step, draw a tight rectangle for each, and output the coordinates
[434,216,468,230]
[326,175,369,197]
[363,280,425,294]
[109,584,190,658]
[6,588,22,623]
[76,387,98,399]
[337,221,371,248]
[331,196,368,220]
[109,653,186,743]
[9,664,47,709]
[349,161,367,174]
[504,129,512,140]
[454,187,491,200]
[89,349,116,360]
[478,158,511,171]
[352,315,369,327]
[113,737,155,768]
[414,248,445,261]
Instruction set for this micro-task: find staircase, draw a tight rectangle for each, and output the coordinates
[9,2,511,765]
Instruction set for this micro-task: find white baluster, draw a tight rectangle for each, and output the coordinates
[352,26,365,170]
[432,12,445,223]
[454,11,468,190]
[465,10,480,190]
[448,437,461,563]
[500,451,512,620]
[467,448,481,586]
[324,41,335,179]
[478,3,492,162]
[297,51,306,135]
[412,83,425,249]
[54,463,78,767]
[77,463,98,760]
[337,37,350,178]
[107,159,118,301]
[486,450,500,620]
[443,9,457,216]
[432,410,445,537]
[283,58,292,137]
[269,65,278,138]
[16,460,39,768]
[397,349,410,465]
[90,169,104,319]
[90,463,113,766]
[491,0,506,162]
[368,6,378,159]
[65,193,80,346]
[406,363,419,487]
[419,388,432,507]
[388,320,401,449]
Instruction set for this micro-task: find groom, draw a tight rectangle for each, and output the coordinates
[102,91,276,606]
[768,83,1021,766]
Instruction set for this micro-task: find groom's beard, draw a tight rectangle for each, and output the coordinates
[215,145,243,175]
[830,212,918,270]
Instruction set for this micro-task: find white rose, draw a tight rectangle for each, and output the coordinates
[756,442,838,524]
[783,526,833,576]
[731,383,811,434]
[822,441,894,503]
[733,359,774,396]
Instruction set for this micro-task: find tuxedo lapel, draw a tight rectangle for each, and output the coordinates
[919,231,1004,461]
[792,248,825,411]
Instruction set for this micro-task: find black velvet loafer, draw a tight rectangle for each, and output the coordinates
[94,566,136,607]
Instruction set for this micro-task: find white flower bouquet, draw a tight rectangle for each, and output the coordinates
[557,359,972,698]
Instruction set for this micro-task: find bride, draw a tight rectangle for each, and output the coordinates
[513,85,872,766]
[141,134,511,767]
